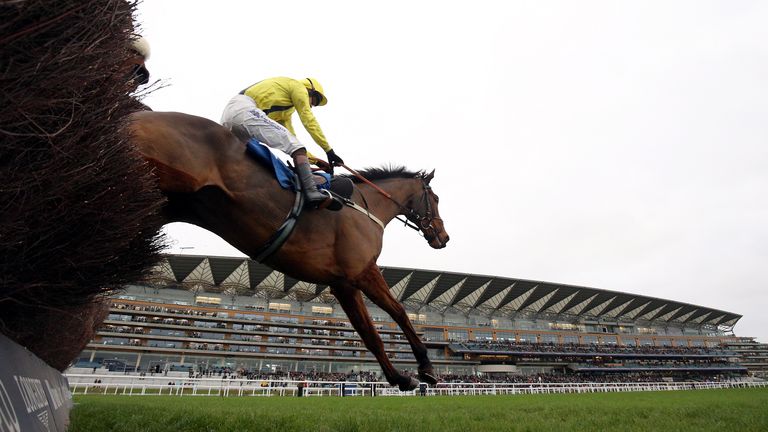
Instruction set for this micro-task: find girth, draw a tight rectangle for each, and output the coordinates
[252,173,304,262]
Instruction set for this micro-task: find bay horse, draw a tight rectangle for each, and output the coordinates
[128,111,450,391]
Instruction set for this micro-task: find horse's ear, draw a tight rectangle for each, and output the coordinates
[424,169,435,183]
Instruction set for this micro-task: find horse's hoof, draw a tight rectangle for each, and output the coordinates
[418,369,438,385]
[398,377,419,392]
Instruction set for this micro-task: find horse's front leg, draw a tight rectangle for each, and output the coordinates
[330,283,419,392]
[351,262,438,386]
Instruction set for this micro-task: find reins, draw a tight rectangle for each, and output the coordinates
[337,163,431,232]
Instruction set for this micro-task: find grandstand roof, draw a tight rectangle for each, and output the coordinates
[147,254,741,328]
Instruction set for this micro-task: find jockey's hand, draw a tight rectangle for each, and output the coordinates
[326,149,344,166]
[314,158,334,175]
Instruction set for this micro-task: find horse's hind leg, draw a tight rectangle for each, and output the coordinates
[351,262,438,386]
[330,283,418,392]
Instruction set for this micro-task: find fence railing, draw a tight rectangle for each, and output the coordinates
[65,373,767,397]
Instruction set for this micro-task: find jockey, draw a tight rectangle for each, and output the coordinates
[221,77,344,211]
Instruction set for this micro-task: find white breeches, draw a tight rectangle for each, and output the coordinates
[221,94,304,155]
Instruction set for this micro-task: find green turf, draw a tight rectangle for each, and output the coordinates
[69,387,768,432]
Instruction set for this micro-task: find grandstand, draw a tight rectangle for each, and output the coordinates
[70,254,756,383]
[724,337,768,379]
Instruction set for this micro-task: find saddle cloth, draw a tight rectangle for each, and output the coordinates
[245,139,355,198]
[245,139,330,190]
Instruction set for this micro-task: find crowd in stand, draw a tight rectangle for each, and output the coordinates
[79,358,745,384]
[437,371,740,384]
[437,372,661,384]
[453,340,731,356]
[180,367,739,385]
[575,359,739,369]
[186,367,380,385]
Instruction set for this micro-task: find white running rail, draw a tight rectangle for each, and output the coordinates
[65,374,767,397]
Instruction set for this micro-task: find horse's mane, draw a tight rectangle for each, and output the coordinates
[339,165,425,183]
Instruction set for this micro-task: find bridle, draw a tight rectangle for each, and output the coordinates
[339,164,444,245]
[402,181,443,241]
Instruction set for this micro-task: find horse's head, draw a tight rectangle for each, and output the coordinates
[405,170,450,249]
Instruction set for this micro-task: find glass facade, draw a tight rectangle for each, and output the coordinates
[563,335,579,344]
[473,331,492,341]
[447,329,468,341]
[540,334,558,344]
[622,337,637,346]
[423,327,445,341]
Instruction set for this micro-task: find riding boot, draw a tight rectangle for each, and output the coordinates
[295,161,343,211]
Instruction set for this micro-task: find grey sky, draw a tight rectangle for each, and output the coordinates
[137,1,768,340]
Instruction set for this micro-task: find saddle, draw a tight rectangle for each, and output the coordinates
[245,139,353,199]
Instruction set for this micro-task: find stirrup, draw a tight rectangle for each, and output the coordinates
[310,190,343,211]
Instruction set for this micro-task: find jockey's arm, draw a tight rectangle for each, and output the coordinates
[289,83,332,153]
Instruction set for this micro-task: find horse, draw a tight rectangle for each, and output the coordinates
[127,111,450,391]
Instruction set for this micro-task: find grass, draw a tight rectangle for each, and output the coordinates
[69,387,768,432]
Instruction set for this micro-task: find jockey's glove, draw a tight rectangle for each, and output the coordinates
[326,149,344,166]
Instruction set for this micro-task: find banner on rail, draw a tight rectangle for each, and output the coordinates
[0,333,72,432]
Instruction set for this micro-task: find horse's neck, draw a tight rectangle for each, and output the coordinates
[360,179,420,225]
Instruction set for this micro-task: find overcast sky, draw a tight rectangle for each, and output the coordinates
[136,1,768,341]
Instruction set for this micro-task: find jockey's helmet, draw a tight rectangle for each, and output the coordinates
[302,78,327,106]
